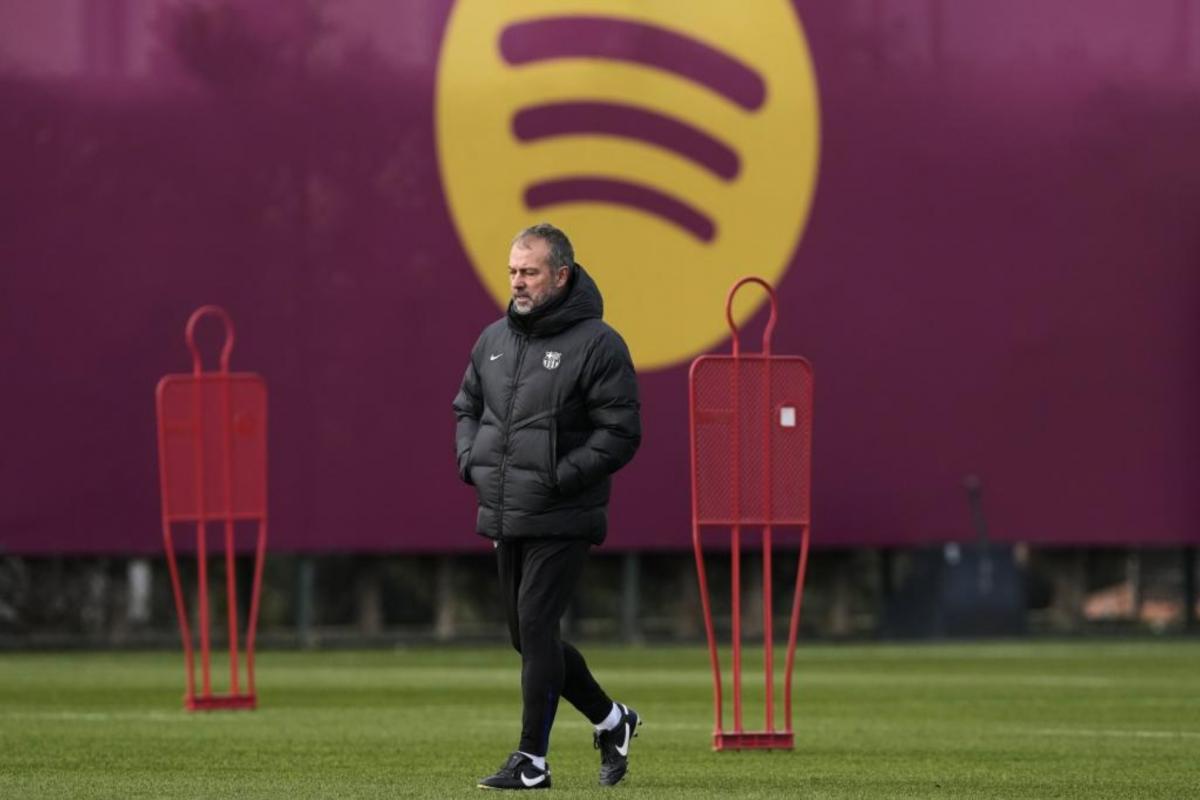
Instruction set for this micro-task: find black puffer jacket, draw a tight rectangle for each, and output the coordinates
[453,264,641,543]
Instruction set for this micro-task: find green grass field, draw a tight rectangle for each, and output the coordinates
[1,641,1198,798]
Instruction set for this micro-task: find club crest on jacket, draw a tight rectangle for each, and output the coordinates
[543,351,562,370]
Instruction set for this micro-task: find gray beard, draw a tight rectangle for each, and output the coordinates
[512,287,562,315]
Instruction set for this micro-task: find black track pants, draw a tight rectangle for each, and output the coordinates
[496,538,614,757]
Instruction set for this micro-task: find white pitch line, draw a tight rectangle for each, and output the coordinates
[2,711,198,723]
[1032,727,1200,740]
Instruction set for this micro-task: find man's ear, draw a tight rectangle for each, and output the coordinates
[555,266,570,288]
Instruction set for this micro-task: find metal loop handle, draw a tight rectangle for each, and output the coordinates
[184,305,235,375]
[725,276,777,356]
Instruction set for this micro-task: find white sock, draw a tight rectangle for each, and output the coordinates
[519,752,546,771]
[595,702,623,733]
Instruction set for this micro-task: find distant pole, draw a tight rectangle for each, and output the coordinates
[963,475,990,544]
[1184,546,1197,632]
[126,558,152,626]
[1127,549,1143,624]
[434,556,457,641]
[620,552,642,643]
[296,557,316,648]
[963,475,994,596]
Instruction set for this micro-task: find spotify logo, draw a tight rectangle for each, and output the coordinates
[437,1,819,370]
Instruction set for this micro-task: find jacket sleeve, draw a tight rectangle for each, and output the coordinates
[555,329,642,495]
[453,352,483,485]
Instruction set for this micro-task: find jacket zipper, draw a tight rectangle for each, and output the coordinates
[496,335,528,538]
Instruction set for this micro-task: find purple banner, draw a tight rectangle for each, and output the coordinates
[1,1,1197,554]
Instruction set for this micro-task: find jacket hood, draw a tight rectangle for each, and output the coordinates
[507,262,603,337]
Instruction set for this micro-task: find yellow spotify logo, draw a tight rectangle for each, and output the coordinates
[436,0,819,370]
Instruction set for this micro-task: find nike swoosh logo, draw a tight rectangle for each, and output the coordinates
[615,722,630,757]
[490,353,503,361]
[520,772,546,787]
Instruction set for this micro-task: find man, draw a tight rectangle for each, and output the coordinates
[453,223,642,790]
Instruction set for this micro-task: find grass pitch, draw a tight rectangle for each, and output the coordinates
[1,641,1198,798]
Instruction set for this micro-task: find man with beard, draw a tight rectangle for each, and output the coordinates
[453,223,642,789]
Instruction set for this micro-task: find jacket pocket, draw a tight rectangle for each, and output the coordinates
[458,448,473,484]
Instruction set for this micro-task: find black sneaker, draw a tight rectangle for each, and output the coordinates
[477,752,551,790]
[594,704,641,786]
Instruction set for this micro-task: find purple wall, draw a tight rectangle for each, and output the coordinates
[1,1,1198,554]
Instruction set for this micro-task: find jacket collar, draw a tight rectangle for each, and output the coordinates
[506,263,603,337]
